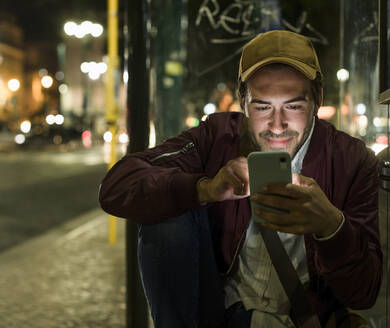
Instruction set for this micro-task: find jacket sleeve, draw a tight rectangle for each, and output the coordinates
[99,124,212,224]
[313,146,382,309]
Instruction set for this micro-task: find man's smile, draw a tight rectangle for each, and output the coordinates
[264,137,293,147]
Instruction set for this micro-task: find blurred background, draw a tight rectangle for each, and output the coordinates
[0,0,388,327]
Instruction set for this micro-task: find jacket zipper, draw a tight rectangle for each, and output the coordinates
[149,142,195,163]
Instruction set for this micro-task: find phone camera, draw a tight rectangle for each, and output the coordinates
[280,157,286,163]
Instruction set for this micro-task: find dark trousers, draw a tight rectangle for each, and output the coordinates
[138,208,253,328]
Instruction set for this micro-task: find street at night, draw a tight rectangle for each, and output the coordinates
[0,0,389,327]
[0,145,107,252]
[0,144,134,327]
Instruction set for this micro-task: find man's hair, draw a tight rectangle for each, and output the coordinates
[238,64,323,110]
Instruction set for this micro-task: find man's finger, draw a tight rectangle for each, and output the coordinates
[262,182,307,199]
[223,170,247,195]
[226,158,249,195]
[255,208,294,226]
[251,193,301,211]
[230,158,249,186]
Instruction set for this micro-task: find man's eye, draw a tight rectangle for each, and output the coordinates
[254,106,271,111]
[286,104,301,110]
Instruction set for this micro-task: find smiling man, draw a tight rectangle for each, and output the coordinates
[245,66,314,155]
[99,30,382,328]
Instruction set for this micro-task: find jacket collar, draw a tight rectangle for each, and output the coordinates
[302,116,328,172]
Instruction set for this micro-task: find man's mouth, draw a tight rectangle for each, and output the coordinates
[265,137,292,147]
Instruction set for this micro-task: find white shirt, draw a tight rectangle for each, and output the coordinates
[224,120,316,328]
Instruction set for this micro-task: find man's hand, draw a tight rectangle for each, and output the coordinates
[250,173,343,237]
[197,157,250,203]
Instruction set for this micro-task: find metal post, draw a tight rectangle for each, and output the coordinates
[106,0,120,244]
[126,0,150,326]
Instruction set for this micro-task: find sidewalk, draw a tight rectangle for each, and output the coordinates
[0,208,150,328]
[0,207,387,327]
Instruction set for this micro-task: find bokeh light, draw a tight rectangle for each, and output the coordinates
[358,115,368,128]
[91,23,104,37]
[41,75,54,88]
[336,68,349,82]
[119,132,129,144]
[82,130,92,148]
[203,103,216,115]
[80,21,93,35]
[103,131,112,143]
[14,134,25,144]
[8,79,20,92]
[88,71,100,80]
[64,21,78,36]
[81,62,89,73]
[55,114,65,125]
[185,116,199,127]
[80,61,107,80]
[38,68,48,77]
[64,21,103,38]
[20,120,31,133]
[58,84,68,94]
[55,71,65,81]
[355,103,366,115]
[317,106,336,120]
[46,114,55,125]
[373,117,382,127]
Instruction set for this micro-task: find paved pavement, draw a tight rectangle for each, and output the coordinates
[0,205,387,327]
[0,208,152,328]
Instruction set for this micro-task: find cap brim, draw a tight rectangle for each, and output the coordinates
[240,57,318,82]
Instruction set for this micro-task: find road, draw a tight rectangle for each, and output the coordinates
[0,145,110,252]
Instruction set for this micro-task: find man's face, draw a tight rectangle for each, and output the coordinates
[243,65,318,158]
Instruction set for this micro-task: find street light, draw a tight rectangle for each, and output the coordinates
[337,68,349,82]
[64,22,78,36]
[20,120,31,133]
[64,20,104,38]
[80,61,107,80]
[41,75,54,89]
[64,20,105,124]
[8,79,20,92]
[336,68,350,130]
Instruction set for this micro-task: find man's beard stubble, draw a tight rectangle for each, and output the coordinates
[248,114,315,160]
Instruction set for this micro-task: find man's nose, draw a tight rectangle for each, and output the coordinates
[268,109,287,134]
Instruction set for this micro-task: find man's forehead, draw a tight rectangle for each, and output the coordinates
[246,80,312,99]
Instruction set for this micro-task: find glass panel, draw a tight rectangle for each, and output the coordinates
[342,0,388,150]
[343,1,388,325]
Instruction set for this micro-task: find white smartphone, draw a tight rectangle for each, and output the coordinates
[247,151,292,223]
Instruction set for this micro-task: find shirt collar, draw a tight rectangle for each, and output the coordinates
[291,119,315,174]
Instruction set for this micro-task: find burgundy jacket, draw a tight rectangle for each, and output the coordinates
[99,112,382,324]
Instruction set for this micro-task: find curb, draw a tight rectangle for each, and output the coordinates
[0,208,108,264]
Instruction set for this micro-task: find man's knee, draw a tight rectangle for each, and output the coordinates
[138,209,207,254]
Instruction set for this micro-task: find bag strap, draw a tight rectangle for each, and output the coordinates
[259,226,322,328]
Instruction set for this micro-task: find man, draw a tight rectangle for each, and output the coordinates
[99,30,382,327]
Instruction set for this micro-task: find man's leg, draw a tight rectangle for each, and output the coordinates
[138,208,225,328]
